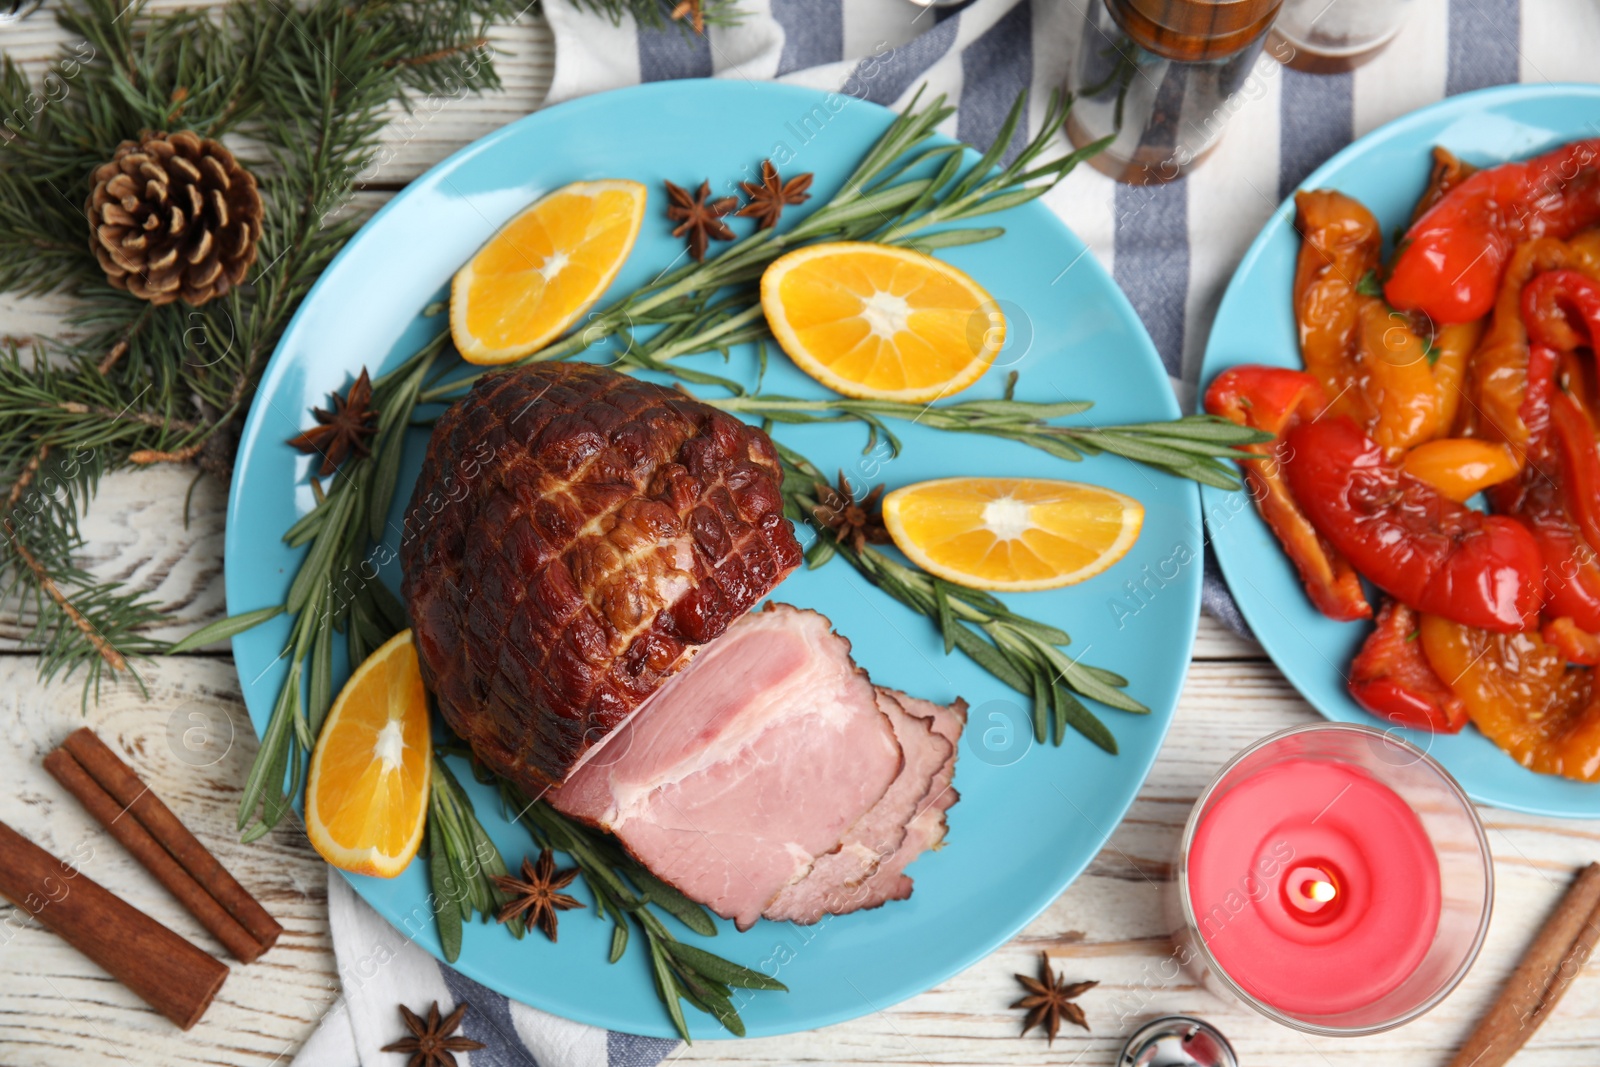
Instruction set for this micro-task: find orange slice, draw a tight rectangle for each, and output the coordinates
[306,629,432,878]
[451,179,646,364]
[882,477,1144,591]
[760,242,1004,402]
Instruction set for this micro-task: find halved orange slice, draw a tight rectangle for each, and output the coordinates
[760,242,1004,402]
[306,629,432,878]
[882,477,1144,591]
[451,179,646,364]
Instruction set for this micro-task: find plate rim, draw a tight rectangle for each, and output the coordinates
[225,77,1201,1035]
[1200,80,1600,819]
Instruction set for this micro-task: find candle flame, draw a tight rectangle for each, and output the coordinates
[1307,879,1336,903]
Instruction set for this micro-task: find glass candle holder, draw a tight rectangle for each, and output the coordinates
[1269,0,1418,73]
[1168,723,1492,1035]
[1066,0,1284,184]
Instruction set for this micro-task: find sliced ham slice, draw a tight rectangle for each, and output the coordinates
[552,604,903,930]
[849,691,966,908]
[762,690,952,923]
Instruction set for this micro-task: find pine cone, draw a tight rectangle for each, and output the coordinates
[86,130,264,307]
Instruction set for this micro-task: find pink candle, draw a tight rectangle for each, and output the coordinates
[1186,757,1442,1016]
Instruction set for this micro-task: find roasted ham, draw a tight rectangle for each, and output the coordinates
[401,362,802,794]
[555,605,965,928]
[401,362,964,928]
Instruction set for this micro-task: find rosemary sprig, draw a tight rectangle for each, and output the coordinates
[428,755,524,962]
[775,442,1140,751]
[170,339,442,838]
[492,776,784,1041]
[709,374,1270,489]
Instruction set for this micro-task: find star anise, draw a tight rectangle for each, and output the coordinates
[669,0,704,32]
[737,160,813,230]
[1012,952,1095,1045]
[664,179,737,262]
[491,848,581,941]
[286,367,378,477]
[812,472,890,554]
[380,1001,485,1067]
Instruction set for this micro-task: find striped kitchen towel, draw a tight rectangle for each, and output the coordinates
[295,3,1588,1064]
[291,870,679,1066]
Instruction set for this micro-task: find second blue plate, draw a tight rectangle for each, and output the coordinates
[1202,82,1600,819]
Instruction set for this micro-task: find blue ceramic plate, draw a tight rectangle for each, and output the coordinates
[1202,83,1600,819]
[227,80,1200,1037]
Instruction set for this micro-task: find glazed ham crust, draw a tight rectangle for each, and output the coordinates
[400,362,802,794]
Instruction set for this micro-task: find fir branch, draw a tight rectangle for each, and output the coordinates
[562,0,742,31]
[5,529,125,671]
[1,443,166,700]
[0,0,512,693]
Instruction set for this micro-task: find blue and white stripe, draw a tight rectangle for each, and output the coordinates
[299,1,1581,1062]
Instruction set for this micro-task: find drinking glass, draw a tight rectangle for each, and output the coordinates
[1270,0,1419,72]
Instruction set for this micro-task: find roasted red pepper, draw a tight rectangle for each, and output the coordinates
[1543,617,1600,666]
[1523,269,1600,354]
[1204,367,1371,622]
[1523,504,1600,632]
[1294,190,1455,450]
[1487,323,1600,631]
[1348,599,1468,732]
[1420,614,1600,782]
[1550,389,1600,555]
[1284,416,1542,632]
[1464,239,1596,448]
[1511,273,1600,556]
[1386,138,1600,324]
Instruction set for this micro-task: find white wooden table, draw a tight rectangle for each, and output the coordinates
[2,10,1598,1066]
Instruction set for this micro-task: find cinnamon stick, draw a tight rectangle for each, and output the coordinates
[1448,862,1600,1067]
[43,747,266,963]
[0,819,227,1029]
[59,728,282,953]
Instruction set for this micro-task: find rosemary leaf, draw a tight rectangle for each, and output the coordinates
[895,226,1006,253]
[1052,682,1116,754]
[650,940,694,1042]
[932,577,958,656]
[430,837,464,963]
[666,942,786,991]
[165,605,284,652]
[632,867,719,938]
[1031,669,1050,745]
[609,920,629,964]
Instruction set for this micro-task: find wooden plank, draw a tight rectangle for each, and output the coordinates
[1191,613,1259,661]
[0,656,1594,1065]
